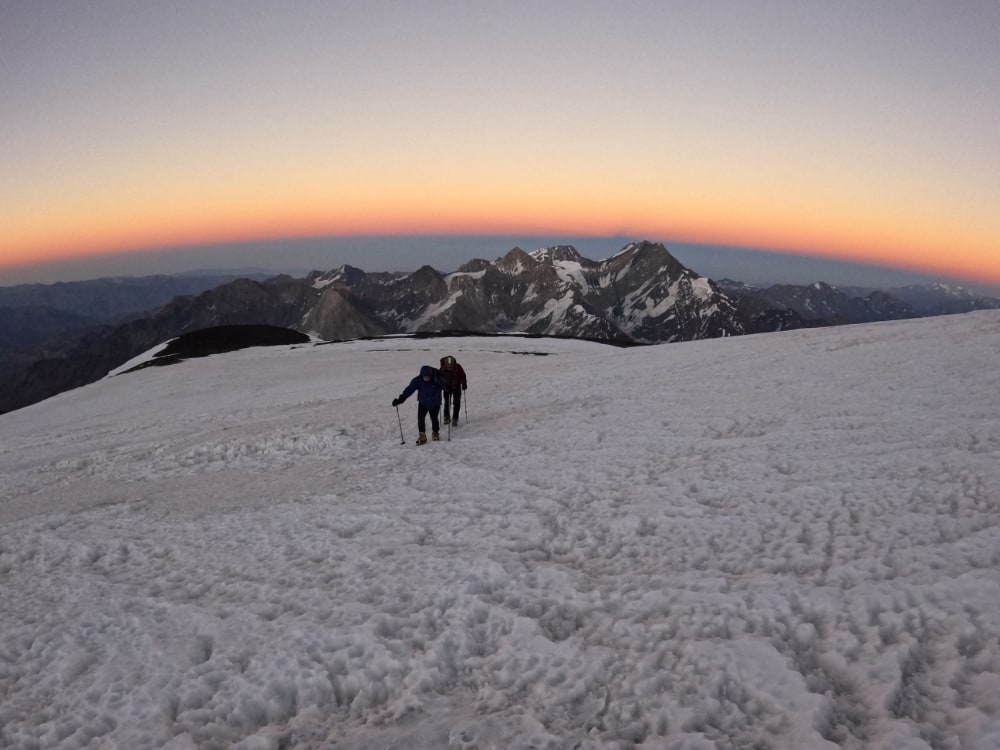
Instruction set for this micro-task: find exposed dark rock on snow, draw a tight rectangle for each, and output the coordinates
[125,325,310,372]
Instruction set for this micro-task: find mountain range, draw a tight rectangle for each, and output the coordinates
[2,241,998,414]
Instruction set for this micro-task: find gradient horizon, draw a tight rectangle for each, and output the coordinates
[4,233,998,299]
[4,225,1000,292]
[3,1,998,288]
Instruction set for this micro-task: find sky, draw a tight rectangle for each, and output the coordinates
[2,312,1000,747]
[2,0,1000,290]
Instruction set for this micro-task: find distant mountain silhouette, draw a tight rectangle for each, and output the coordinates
[3,243,999,415]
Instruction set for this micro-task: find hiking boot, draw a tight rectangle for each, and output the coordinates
[442,417,451,426]
[415,432,428,445]
[451,417,459,426]
[431,432,440,441]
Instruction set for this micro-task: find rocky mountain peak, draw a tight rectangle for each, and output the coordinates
[495,247,540,276]
[616,240,670,257]
[529,245,584,264]
[310,265,370,290]
[456,258,492,274]
[604,239,686,282]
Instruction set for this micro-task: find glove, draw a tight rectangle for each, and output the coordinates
[462,384,467,390]
[391,398,400,407]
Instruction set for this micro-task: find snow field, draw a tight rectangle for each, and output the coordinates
[1,314,1000,748]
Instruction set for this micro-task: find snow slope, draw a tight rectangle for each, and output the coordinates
[2,312,999,749]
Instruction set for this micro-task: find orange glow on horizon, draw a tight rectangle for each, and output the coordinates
[3,191,999,286]
[4,2,999,291]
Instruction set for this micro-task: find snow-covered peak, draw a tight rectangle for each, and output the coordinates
[929,282,974,297]
[529,245,584,264]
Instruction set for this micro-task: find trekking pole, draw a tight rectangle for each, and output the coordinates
[447,403,451,441]
[395,405,405,445]
[464,390,468,424]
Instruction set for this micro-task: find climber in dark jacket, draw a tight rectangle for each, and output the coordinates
[439,355,468,426]
[392,365,444,444]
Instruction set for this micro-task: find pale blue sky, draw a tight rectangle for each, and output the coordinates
[3,1,999,290]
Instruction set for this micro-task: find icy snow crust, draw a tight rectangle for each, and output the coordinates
[2,312,1000,749]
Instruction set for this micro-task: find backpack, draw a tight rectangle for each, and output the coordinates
[440,356,458,389]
